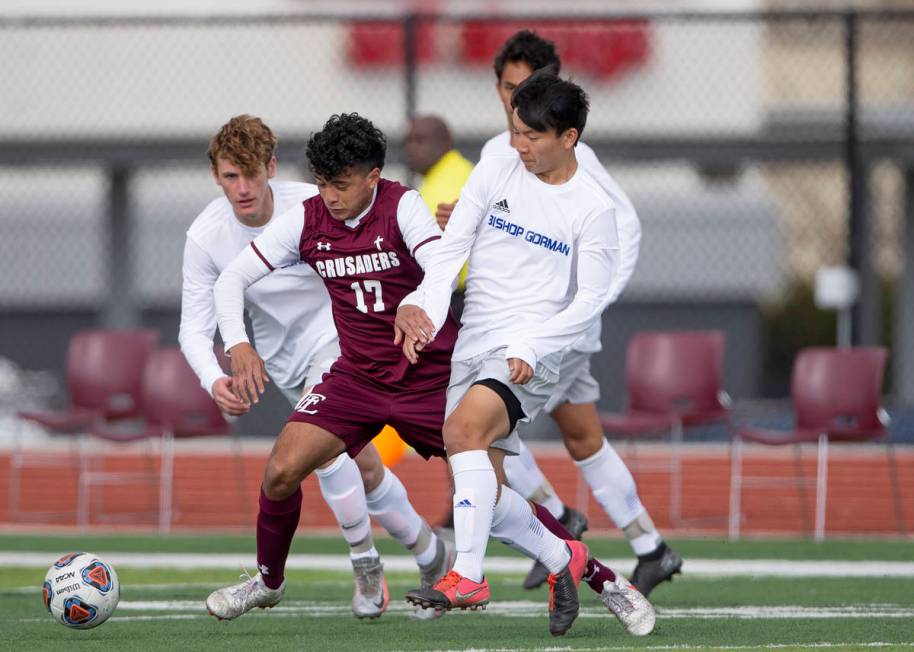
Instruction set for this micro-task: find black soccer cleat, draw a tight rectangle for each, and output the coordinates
[629,543,683,598]
[547,540,588,637]
[523,506,589,590]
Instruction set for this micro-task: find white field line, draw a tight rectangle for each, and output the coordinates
[19,600,914,625]
[4,553,914,577]
[110,600,914,620]
[422,645,912,652]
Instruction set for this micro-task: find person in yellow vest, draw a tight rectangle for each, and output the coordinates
[404,115,473,293]
[404,115,473,531]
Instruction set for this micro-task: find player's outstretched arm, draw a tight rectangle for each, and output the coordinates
[179,237,237,400]
[213,245,276,405]
[179,238,250,415]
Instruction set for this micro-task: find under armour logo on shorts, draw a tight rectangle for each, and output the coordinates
[295,392,326,414]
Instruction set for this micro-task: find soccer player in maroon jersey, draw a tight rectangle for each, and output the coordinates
[207,114,610,635]
[205,114,458,622]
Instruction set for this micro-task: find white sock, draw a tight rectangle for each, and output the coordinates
[490,485,570,574]
[504,440,565,519]
[350,547,379,561]
[575,439,662,555]
[365,467,436,563]
[623,511,664,556]
[449,450,497,583]
[315,453,374,553]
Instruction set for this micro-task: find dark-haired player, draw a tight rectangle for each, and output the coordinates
[181,115,444,621]
[398,72,654,636]
[205,114,600,635]
[439,29,682,598]
[204,114,456,622]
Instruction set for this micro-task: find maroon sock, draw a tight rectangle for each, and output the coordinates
[582,556,617,593]
[256,487,302,590]
[532,502,615,592]
[532,502,574,539]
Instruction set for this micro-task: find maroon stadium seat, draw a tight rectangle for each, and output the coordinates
[729,347,904,540]
[86,346,244,532]
[10,328,159,523]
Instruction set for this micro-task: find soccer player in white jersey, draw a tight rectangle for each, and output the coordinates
[440,30,682,596]
[398,72,655,637]
[180,115,450,620]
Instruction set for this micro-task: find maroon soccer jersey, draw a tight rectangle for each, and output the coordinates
[296,179,458,390]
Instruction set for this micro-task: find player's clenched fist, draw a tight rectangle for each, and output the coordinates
[394,305,436,364]
[227,342,270,405]
[507,357,533,385]
[435,200,457,231]
[211,376,251,416]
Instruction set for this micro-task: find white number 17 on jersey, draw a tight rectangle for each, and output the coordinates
[350,280,385,313]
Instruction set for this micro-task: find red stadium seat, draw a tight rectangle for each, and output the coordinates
[729,347,904,540]
[599,330,730,526]
[347,20,437,67]
[459,20,652,80]
[9,328,159,523]
[85,346,244,533]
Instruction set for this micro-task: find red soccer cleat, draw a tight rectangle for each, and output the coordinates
[405,570,490,611]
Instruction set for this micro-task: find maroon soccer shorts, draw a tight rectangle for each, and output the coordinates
[286,368,447,460]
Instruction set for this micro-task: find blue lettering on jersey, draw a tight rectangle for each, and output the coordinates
[486,215,569,256]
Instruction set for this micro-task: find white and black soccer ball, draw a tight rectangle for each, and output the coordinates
[43,552,120,629]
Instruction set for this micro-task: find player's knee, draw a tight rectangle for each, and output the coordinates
[357,458,385,493]
[263,457,305,499]
[562,428,603,460]
[442,418,483,453]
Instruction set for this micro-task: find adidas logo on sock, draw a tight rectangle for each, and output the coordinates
[492,199,510,213]
[455,498,475,508]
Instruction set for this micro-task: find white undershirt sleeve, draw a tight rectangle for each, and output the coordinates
[178,237,227,396]
[396,189,443,271]
[576,142,641,302]
[213,205,306,352]
[399,162,490,331]
[505,208,621,368]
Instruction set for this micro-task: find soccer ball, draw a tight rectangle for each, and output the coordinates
[43,552,120,629]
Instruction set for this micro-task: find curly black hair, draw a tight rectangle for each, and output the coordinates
[306,113,386,179]
[493,30,561,81]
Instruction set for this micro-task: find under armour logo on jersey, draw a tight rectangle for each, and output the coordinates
[492,199,510,213]
[316,241,331,251]
[294,392,326,414]
[374,235,384,251]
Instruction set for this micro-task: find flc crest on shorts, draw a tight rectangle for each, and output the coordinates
[294,392,326,414]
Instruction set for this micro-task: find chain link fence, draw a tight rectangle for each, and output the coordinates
[0,9,912,436]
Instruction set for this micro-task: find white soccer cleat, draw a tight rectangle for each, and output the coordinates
[351,556,389,619]
[600,574,656,636]
[206,571,284,621]
[411,536,456,620]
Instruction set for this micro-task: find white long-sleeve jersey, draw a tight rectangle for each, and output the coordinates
[178,180,336,394]
[481,131,641,353]
[401,154,621,373]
